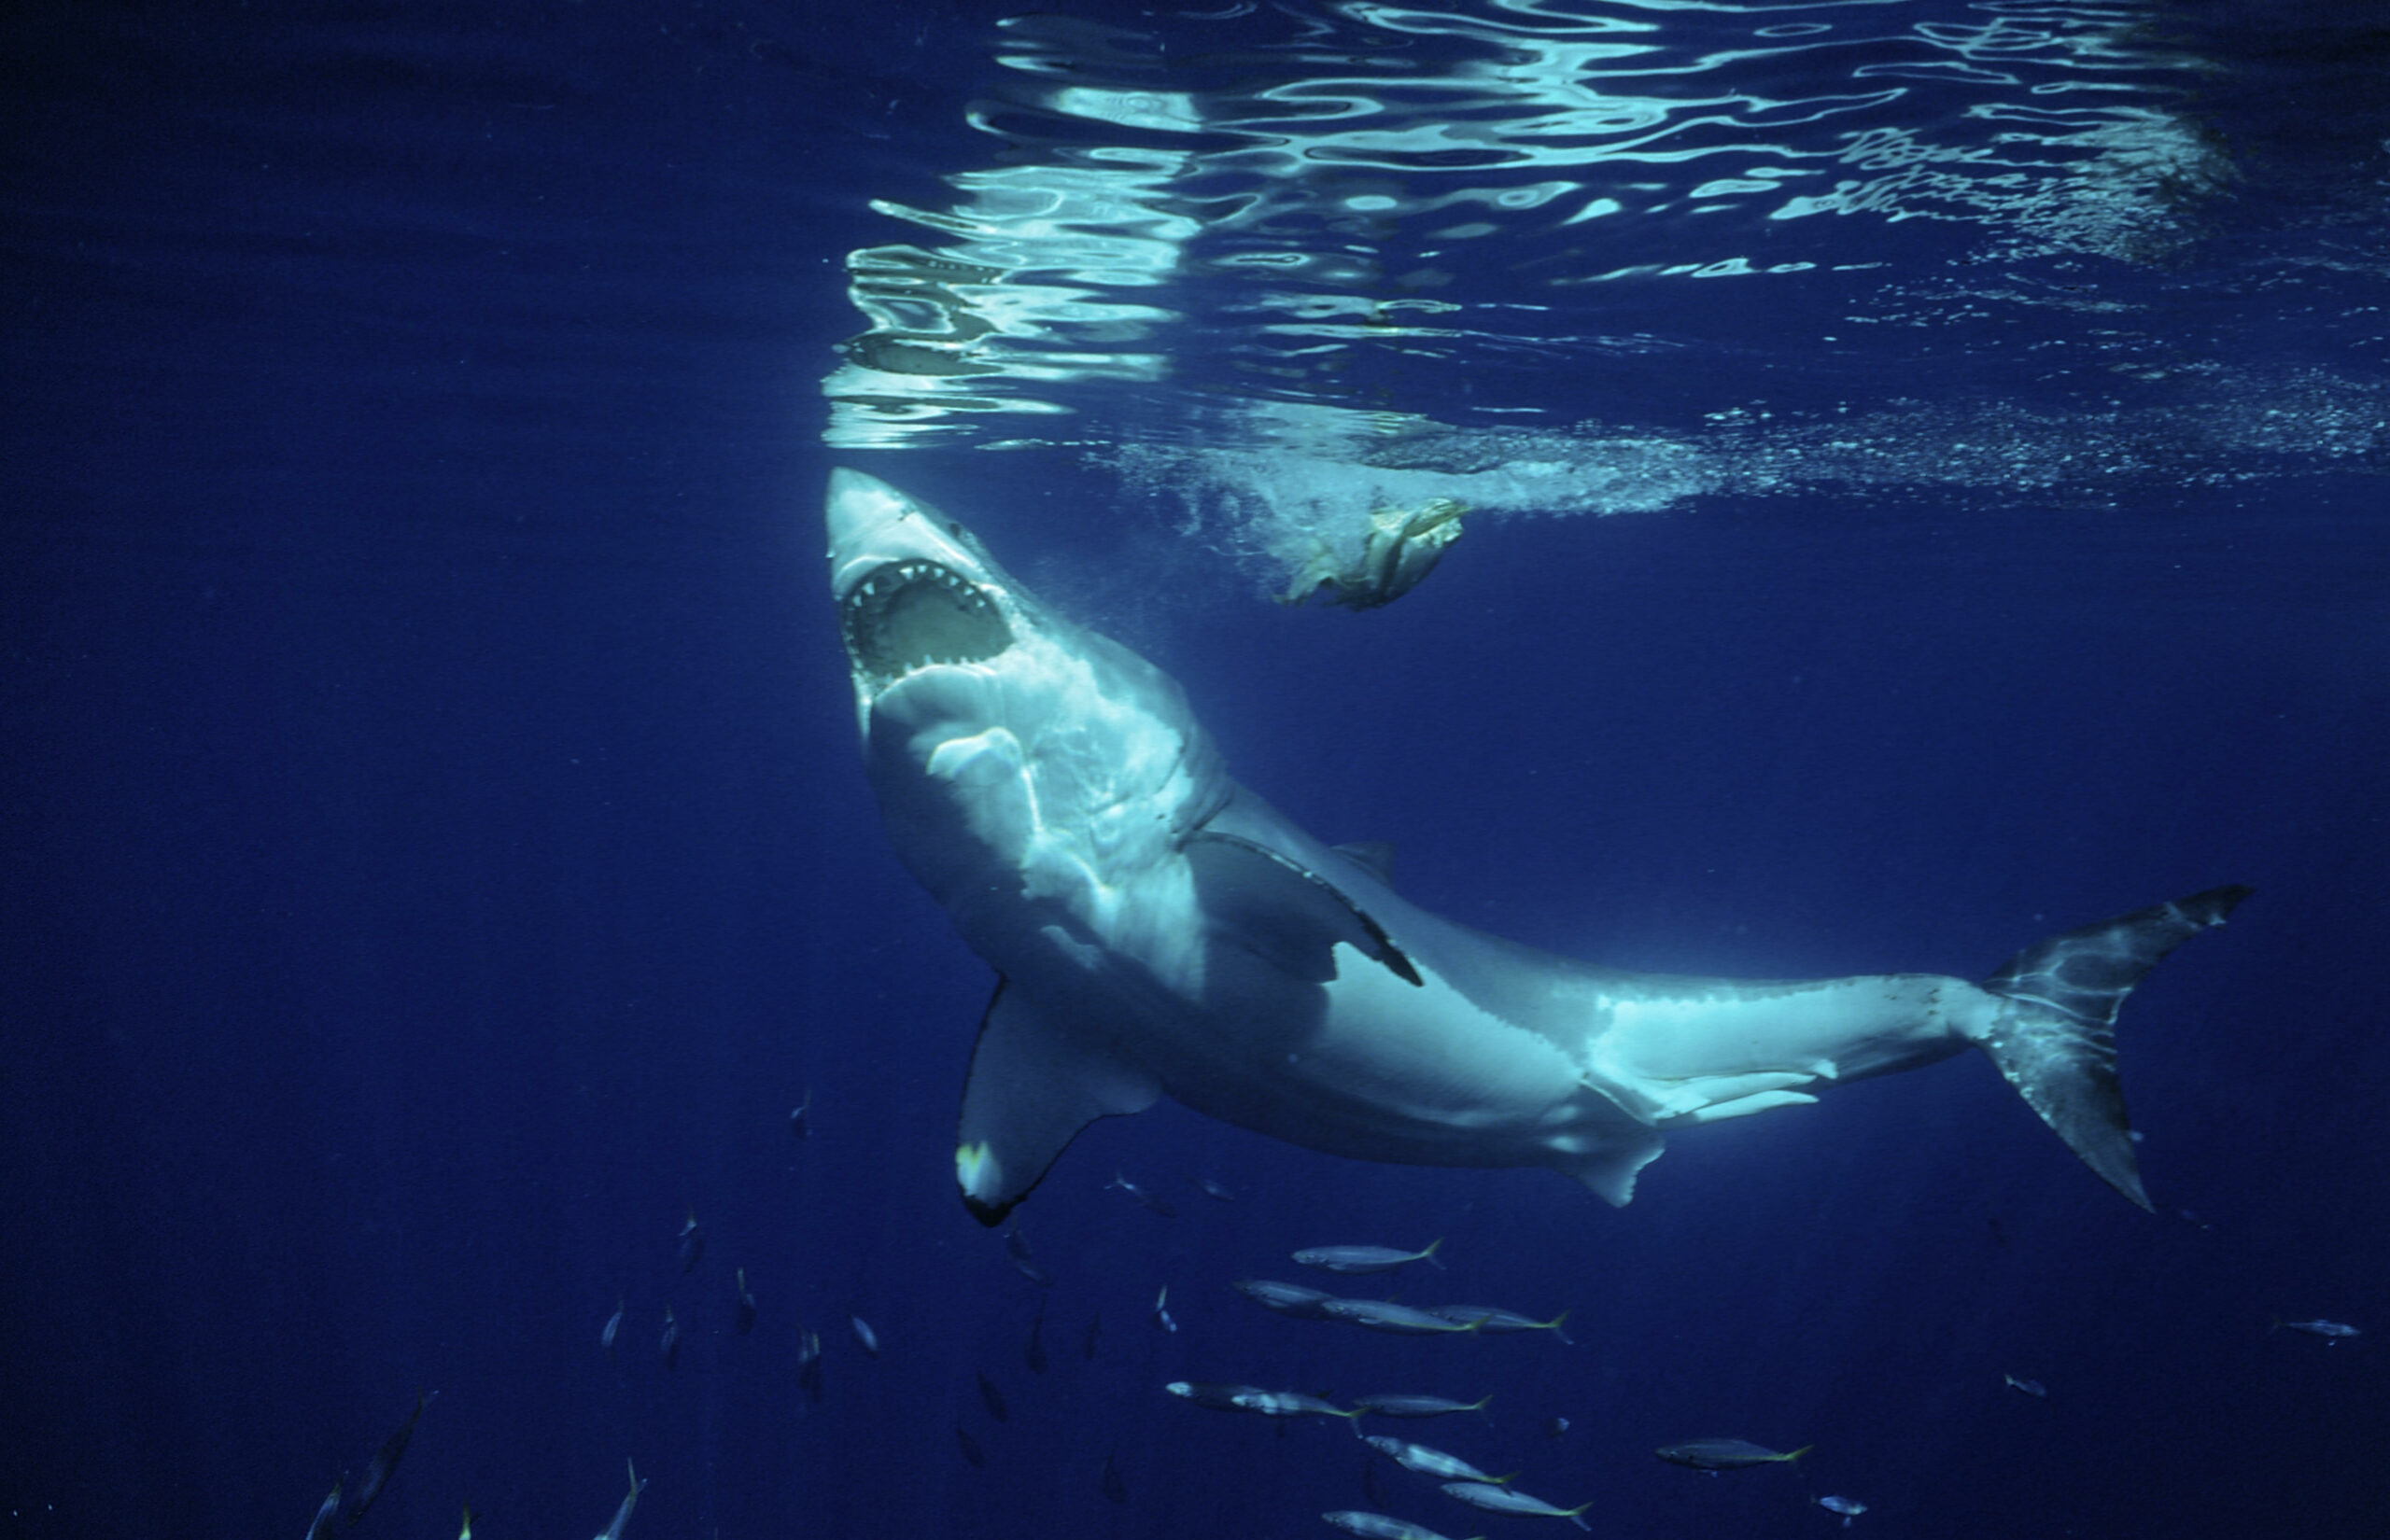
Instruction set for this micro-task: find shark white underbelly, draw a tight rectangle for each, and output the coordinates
[825,469,2249,1225]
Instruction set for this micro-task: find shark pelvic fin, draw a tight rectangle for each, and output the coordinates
[956,980,1162,1226]
[1544,1126,1669,1207]
[1978,884,2253,1211]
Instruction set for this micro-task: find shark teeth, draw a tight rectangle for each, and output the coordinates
[842,558,1014,683]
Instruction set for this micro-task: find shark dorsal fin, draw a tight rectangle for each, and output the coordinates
[1331,841,1398,887]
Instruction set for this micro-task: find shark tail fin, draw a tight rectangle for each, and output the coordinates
[1978,885,2252,1211]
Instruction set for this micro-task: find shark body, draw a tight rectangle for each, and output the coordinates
[826,469,2248,1225]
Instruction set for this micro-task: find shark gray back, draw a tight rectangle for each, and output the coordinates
[824,469,2249,1225]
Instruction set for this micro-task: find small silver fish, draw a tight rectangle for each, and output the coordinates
[1100,1453,1129,1505]
[1151,1283,1177,1335]
[1199,1178,1238,1201]
[954,1422,985,1468]
[659,1308,680,1372]
[795,1328,824,1401]
[347,1390,433,1524]
[302,1478,341,1540]
[1352,1392,1491,1419]
[593,1459,644,1540]
[788,1086,812,1140]
[1441,1481,1591,1528]
[1106,1170,1177,1218]
[1818,1493,1868,1526]
[1231,1279,1338,1319]
[1293,1239,1443,1274]
[678,1210,705,1273]
[1164,1380,1263,1411]
[1654,1438,1810,1470]
[977,1369,1009,1422]
[1025,1296,1048,1375]
[2003,1373,2046,1398]
[850,1314,881,1357]
[1361,1436,1508,1485]
[1320,1298,1483,1336]
[734,1269,757,1337]
[457,1503,476,1540]
[1232,1389,1357,1420]
[601,1297,624,1357]
[1324,1510,1469,1540]
[2273,1317,2362,1341]
[1545,1417,1569,1440]
[1005,1222,1056,1288]
[1164,1381,1356,1420]
[1082,1311,1102,1361]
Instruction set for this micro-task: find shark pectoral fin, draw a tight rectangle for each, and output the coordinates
[1544,1126,1667,1207]
[957,981,1161,1227]
[1979,884,2252,1211]
[1187,831,1421,987]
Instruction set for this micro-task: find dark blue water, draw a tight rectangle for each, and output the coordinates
[6,4,2385,1538]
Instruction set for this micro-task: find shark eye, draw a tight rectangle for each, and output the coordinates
[842,559,1014,681]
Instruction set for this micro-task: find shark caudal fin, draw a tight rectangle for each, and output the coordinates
[1978,885,2252,1210]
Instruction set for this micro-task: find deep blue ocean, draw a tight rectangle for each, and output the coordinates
[6,3,2386,1538]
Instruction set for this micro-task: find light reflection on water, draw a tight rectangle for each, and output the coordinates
[821,0,2377,594]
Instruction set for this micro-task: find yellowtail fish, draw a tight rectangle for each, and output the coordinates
[1352,1393,1491,1419]
[1024,1295,1048,1375]
[796,1328,824,1401]
[302,1478,340,1540]
[1164,1381,1357,1420]
[593,1459,644,1540]
[1425,1306,1570,1342]
[1361,1437,1510,1485]
[1440,1482,1591,1529]
[1320,1298,1483,1337]
[1293,1239,1443,1274]
[1004,1221,1055,1288]
[347,1390,433,1525]
[1654,1438,1810,1470]
[1231,1279,1337,1319]
[1323,1510,1476,1540]
[1105,1170,1176,1218]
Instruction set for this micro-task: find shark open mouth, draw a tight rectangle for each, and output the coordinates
[841,558,1015,681]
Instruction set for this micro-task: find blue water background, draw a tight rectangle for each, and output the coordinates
[6,5,2386,1539]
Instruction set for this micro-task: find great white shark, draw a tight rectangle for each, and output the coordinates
[825,469,2249,1225]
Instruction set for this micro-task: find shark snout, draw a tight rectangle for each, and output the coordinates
[825,469,922,592]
